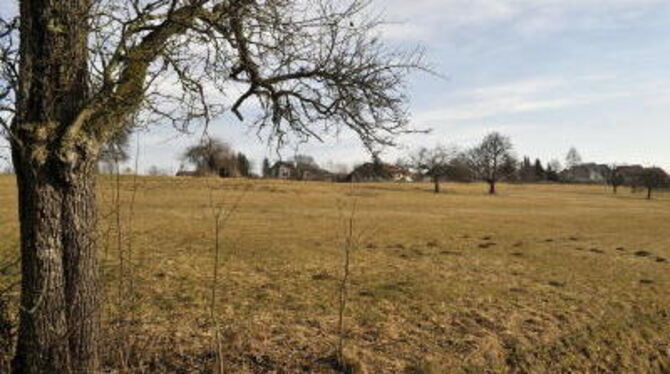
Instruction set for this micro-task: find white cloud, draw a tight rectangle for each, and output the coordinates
[379,0,667,42]
[405,73,670,131]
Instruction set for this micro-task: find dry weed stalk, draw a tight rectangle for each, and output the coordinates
[105,137,143,371]
[205,169,250,374]
[333,183,380,373]
[336,195,364,371]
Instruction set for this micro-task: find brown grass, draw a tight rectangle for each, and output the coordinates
[1,176,669,373]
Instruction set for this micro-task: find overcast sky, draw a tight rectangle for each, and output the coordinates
[2,0,670,173]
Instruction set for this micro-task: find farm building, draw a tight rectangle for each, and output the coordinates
[347,162,414,183]
[268,161,296,180]
[560,163,610,183]
[267,161,334,181]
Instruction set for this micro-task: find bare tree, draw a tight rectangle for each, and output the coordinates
[98,126,133,174]
[236,152,251,177]
[565,146,582,169]
[408,145,457,193]
[183,137,237,176]
[467,132,516,194]
[607,164,624,194]
[0,1,424,372]
[261,157,271,178]
[546,159,562,182]
[639,167,669,200]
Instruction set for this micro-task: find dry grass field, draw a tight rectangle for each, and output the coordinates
[1,175,669,373]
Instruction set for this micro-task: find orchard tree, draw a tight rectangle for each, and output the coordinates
[639,167,669,200]
[608,165,624,194]
[183,137,237,176]
[0,1,424,372]
[408,145,457,193]
[467,132,516,194]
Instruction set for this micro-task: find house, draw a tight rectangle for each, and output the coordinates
[268,161,296,180]
[560,163,610,183]
[267,161,334,181]
[175,161,240,178]
[346,162,414,183]
[295,164,334,182]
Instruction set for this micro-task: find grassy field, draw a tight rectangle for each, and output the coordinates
[1,175,669,373]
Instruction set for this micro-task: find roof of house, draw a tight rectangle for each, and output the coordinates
[270,161,296,170]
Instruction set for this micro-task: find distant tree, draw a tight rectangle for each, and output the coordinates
[293,154,318,168]
[546,159,562,182]
[519,156,535,182]
[565,147,582,169]
[291,154,320,180]
[409,145,458,193]
[237,153,251,177]
[639,167,669,200]
[534,159,545,181]
[262,158,272,178]
[607,165,625,194]
[182,138,237,176]
[98,127,133,174]
[447,153,474,182]
[467,132,516,194]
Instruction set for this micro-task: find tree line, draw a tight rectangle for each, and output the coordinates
[164,132,669,200]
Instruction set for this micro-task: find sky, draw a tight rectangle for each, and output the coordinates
[2,0,670,173]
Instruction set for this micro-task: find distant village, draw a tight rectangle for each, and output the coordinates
[245,156,666,188]
[162,134,670,196]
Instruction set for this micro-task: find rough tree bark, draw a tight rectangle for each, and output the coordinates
[11,1,99,372]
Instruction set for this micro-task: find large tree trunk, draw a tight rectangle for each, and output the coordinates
[647,187,652,200]
[11,152,99,373]
[433,176,440,194]
[12,1,100,372]
[488,181,496,195]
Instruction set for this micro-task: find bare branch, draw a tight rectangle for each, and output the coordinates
[78,0,425,152]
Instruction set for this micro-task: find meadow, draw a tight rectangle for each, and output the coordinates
[1,175,669,373]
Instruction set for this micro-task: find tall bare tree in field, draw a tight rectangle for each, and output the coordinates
[0,1,424,372]
[608,164,624,194]
[467,132,516,195]
[639,167,669,200]
[408,145,458,193]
